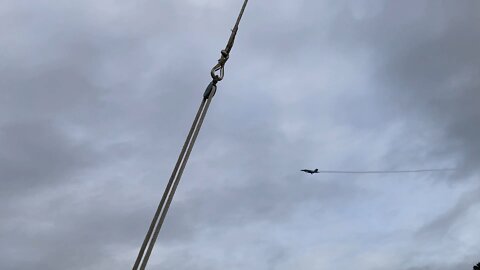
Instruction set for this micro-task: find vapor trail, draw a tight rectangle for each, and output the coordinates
[315,169,456,174]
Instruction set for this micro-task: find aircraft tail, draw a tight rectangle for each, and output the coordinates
[314,169,318,173]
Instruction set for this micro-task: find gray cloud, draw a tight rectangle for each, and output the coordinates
[0,121,93,196]
[1,0,479,270]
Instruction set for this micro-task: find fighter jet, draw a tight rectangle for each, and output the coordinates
[301,168,319,174]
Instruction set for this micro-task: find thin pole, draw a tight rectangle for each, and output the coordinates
[132,98,206,269]
[132,0,249,268]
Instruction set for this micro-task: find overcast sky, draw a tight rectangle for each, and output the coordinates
[1,0,479,269]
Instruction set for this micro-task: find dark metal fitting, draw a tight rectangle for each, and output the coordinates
[203,81,217,99]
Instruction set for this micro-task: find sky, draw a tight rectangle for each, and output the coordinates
[1,0,479,269]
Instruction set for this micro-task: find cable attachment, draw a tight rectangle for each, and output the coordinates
[210,0,249,83]
[210,50,229,82]
[203,80,217,100]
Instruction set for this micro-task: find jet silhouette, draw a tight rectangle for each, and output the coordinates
[301,168,319,174]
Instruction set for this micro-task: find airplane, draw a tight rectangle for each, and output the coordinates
[301,168,319,174]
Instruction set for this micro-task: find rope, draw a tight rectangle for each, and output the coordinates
[132,1,249,269]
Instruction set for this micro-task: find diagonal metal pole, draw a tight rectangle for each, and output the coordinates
[132,98,207,270]
[138,85,216,270]
[132,1,249,269]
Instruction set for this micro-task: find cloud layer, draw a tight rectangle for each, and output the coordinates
[1,0,479,269]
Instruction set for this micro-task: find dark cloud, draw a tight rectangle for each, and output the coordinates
[335,0,480,176]
[0,120,96,197]
[417,186,480,239]
[1,0,479,269]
